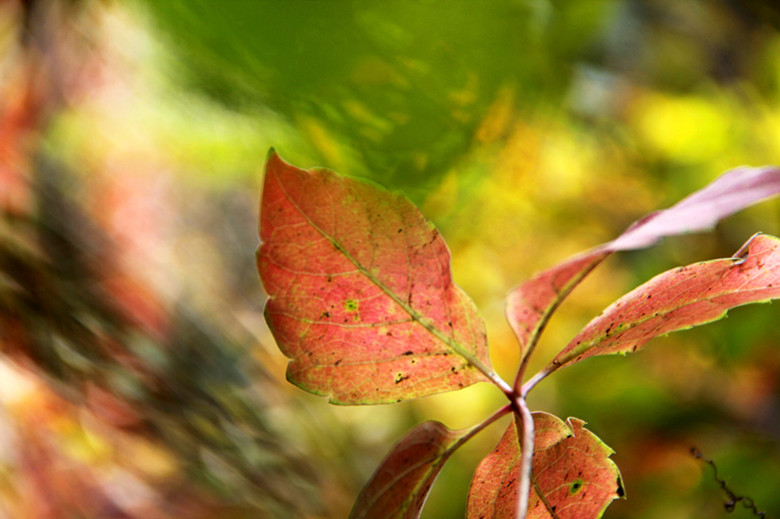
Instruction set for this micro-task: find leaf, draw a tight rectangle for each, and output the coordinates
[506,251,609,361]
[550,233,780,369]
[350,421,461,519]
[467,413,623,519]
[257,151,497,404]
[507,166,780,361]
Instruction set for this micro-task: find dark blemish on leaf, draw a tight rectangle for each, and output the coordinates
[457,382,463,388]
[411,359,416,364]
[321,311,331,318]
[402,350,414,356]
[394,373,409,384]
[569,479,584,495]
[386,331,393,337]
[646,294,652,299]
[450,367,457,373]
[551,506,557,512]
[345,299,359,312]
[327,275,333,282]
[397,228,403,233]
[334,359,342,366]
[447,321,453,327]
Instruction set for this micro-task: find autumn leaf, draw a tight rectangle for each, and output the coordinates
[257,151,502,404]
[549,233,780,370]
[507,166,780,366]
[467,412,623,519]
[350,421,462,519]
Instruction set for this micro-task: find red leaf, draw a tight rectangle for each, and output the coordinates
[506,252,608,360]
[551,233,780,369]
[467,413,623,519]
[257,151,497,404]
[350,421,461,519]
[507,166,780,360]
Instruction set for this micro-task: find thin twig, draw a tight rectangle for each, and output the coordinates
[691,446,766,518]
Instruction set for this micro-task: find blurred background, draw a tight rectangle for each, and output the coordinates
[1,0,779,517]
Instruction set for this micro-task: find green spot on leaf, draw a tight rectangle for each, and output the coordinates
[345,299,359,312]
[569,478,584,495]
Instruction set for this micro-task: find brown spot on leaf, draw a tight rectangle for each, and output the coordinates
[394,373,409,384]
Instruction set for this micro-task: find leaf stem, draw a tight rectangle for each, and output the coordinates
[512,252,609,393]
[521,365,555,397]
[446,404,513,456]
[514,397,535,519]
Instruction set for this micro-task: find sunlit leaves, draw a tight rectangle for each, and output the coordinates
[506,165,780,361]
[551,233,780,369]
[257,152,780,518]
[467,413,623,519]
[350,421,462,519]
[257,151,497,404]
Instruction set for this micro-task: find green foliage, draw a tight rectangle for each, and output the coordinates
[139,0,607,195]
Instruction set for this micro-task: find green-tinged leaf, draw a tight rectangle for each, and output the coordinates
[350,421,461,519]
[507,166,780,361]
[257,151,496,404]
[550,233,780,369]
[467,412,623,519]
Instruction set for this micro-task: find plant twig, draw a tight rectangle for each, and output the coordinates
[691,446,766,518]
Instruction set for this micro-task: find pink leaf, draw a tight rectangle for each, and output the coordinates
[257,151,497,404]
[350,421,461,519]
[507,166,780,361]
[467,413,623,519]
[551,233,780,369]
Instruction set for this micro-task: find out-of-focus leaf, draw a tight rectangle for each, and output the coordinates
[507,166,780,361]
[140,1,586,193]
[258,151,496,404]
[350,421,461,519]
[551,233,780,369]
[467,412,623,519]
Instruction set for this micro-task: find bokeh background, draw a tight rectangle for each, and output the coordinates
[2,1,780,518]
